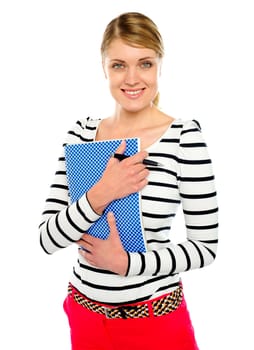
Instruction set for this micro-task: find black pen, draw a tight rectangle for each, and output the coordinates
[113,153,162,166]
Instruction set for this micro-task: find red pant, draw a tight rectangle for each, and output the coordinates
[63,291,199,350]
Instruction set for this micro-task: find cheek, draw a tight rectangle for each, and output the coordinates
[146,75,159,92]
[107,78,122,100]
[108,74,123,90]
[141,69,159,86]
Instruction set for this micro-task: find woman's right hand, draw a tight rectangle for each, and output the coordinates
[87,140,149,215]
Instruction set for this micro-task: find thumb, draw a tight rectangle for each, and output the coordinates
[107,212,117,232]
[107,212,121,240]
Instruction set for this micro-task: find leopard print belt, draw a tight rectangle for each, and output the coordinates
[68,283,183,319]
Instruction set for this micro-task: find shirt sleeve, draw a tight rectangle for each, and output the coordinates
[39,120,101,254]
[126,120,219,277]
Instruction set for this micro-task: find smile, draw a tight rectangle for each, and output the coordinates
[122,89,145,98]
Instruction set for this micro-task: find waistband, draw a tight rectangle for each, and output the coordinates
[68,283,183,319]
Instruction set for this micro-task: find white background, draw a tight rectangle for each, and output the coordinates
[0,0,253,349]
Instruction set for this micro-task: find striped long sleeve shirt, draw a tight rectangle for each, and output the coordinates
[39,117,218,305]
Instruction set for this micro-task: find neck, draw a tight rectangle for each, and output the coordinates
[112,103,158,127]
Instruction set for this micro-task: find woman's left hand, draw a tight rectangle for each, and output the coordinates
[77,212,128,276]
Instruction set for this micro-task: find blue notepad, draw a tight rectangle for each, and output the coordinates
[64,138,146,252]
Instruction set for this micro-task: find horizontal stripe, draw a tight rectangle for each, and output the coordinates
[186,223,219,230]
[177,175,215,182]
[84,125,97,131]
[142,195,180,204]
[146,166,177,177]
[67,130,93,142]
[148,181,178,189]
[149,152,178,161]
[50,184,68,190]
[180,191,217,199]
[181,127,200,135]
[147,238,171,244]
[171,124,183,129]
[46,198,68,206]
[198,239,218,244]
[55,170,66,175]
[142,212,175,219]
[42,209,59,215]
[145,226,171,233]
[39,117,218,304]
[73,268,172,291]
[178,158,211,165]
[156,281,180,293]
[183,207,218,215]
[180,142,206,147]
[160,138,179,143]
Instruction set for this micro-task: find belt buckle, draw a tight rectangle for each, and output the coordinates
[104,307,112,319]
[104,306,128,319]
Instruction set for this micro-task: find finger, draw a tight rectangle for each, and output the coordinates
[115,140,126,155]
[127,150,148,165]
[79,248,93,259]
[136,167,150,181]
[131,163,149,173]
[77,235,93,247]
[107,140,126,166]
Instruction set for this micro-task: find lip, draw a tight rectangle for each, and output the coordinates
[121,88,145,99]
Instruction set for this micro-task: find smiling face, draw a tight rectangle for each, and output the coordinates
[103,39,161,114]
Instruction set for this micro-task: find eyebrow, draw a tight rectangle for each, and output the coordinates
[109,56,157,63]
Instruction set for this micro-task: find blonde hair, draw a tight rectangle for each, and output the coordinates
[101,12,164,106]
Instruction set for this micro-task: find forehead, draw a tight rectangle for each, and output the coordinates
[105,38,157,61]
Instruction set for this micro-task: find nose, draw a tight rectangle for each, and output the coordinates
[124,67,140,86]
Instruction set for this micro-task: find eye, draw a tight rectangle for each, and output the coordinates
[140,61,153,69]
[112,62,125,69]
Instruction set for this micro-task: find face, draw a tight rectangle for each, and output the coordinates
[103,39,161,113]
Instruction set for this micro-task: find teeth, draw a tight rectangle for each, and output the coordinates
[125,90,142,95]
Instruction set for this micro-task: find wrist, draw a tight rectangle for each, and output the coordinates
[115,251,129,276]
[87,181,112,215]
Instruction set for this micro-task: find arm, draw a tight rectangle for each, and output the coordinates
[39,147,102,254]
[126,120,219,277]
[39,120,149,254]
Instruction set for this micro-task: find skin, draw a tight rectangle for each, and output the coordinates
[77,39,174,275]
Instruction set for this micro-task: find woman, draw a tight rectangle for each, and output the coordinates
[39,12,218,350]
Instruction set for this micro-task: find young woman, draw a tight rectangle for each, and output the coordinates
[39,12,218,350]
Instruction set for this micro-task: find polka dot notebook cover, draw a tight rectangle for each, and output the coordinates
[64,138,147,252]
